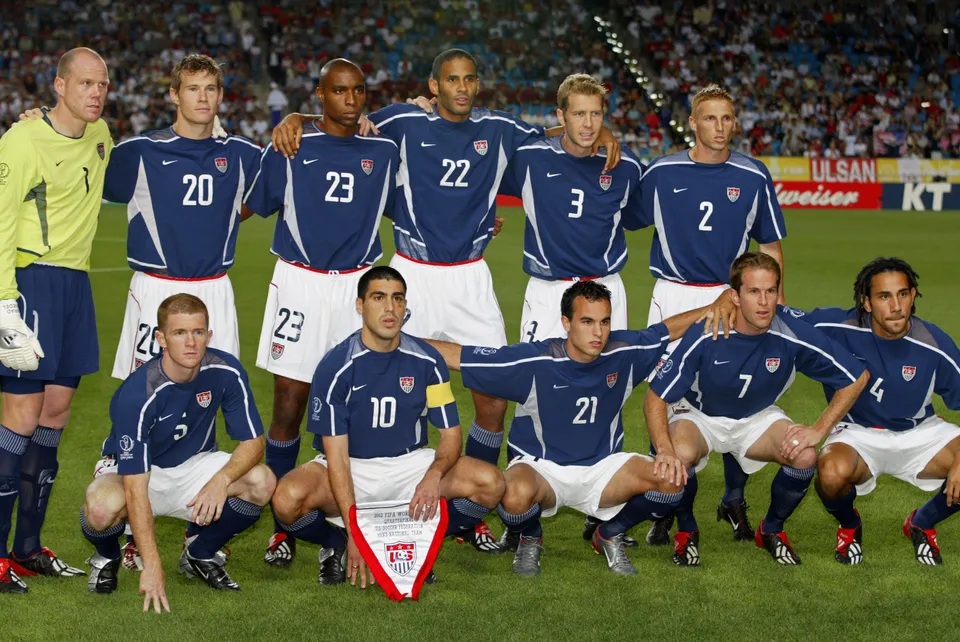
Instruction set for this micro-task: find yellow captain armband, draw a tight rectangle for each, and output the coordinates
[426,381,455,408]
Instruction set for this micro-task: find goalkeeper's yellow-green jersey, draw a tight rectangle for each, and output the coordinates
[0,116,113,299]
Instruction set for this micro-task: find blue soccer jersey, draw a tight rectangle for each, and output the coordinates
[651,311,864,419]
[244,122,398,270]
[499,137,646,279]
[460,326,670,465]
[790,306,960,431]
[103,129,262,278]
[103,349,264,475]
[369,103,543,263]
[639,150,786,284]
[306,332,460,459]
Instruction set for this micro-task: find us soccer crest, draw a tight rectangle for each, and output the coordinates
[399,377,414,394]
[97,142,105,160]
[385,542,416,575]
[196,391,212,408]
[599,174,612,191]
[271,342,284,360]
[606,372,619,388]
[902,365,917,382]
[361,159,374,175]
[474,140,488,155]
[766,357,780,373]
[727,187,740,202]
[215,157,228,173]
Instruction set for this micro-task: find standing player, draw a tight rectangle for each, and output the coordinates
[646,253,867,566]
[0,47,112,593]
[500,73,645,343]
[641,84,788,546]
[243,59,399,566]
[104,54,262,379]
[786,258,960,565]
[271,50,621,551]
[78,294,275,609]
[269,267,504,586]
[424,281,734,575]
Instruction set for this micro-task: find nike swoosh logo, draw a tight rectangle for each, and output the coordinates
[713,360,730,365]
[420,142,436,147]
[55,160,64,166]
[162,160,177,166]
[159,414,174,421]
[547,172,561,178]
[352,384,367,391]
[553,384,569,389]
[673,187,688,193]
[303,159,319,165]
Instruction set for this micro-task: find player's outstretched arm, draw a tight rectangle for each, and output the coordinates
[322,434,374,588]
[782,369,869,461]
[187,435,265,527]
[643,389,687,486]
[662,289,737,341]
[424,339,463,371]
[122,472,170,613]
[410,425,461,522]
[759,240,786,305]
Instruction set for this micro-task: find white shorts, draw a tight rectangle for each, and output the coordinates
[311,448,434,527]
[647,278,729,354]
[520,273,628,343]
[507,452,645,521]
[112,271,239,380]
[390,253,507,347]
[94,451,231,521]
[256,259,366,382]
[824,416,960,494]
[669,399,790,475]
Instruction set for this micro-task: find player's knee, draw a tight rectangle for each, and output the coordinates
[242,464,277,506]
[671,442,700,471]
[272,477,309,523]
[471,463,506,506]
[38,409,70,430]
[84,484,125,531]
[792,447,818,471]
[473,393,507,428]
[817,453,853,497]
[500,478,536,515]
[654,476,685,496]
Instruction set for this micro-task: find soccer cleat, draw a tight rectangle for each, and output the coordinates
[716,501,756,541]
[903,509,942,566]
[512,534,543,576]
[591,528,637,575]
[9,548,85,577]
[755,520,802,565]
[454,521,502,553]
[121,540,143,571]
[0,559,28,594]
[672,530,701,566]
[581,516,639,548]
[646,513,675,546]
[86,554,120,594]
[424,569,438,584]
[835,522,863,565]
[317,547,347,585]
[498,527,520,553]
[183,532,229,567]
[264,532,296,567]
[180,548,240,591]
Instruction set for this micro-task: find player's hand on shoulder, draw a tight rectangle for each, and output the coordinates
[17,107,46,121]
[139,565,170,614]
[592,125,621,174]
[405,95,436,113]
[0,299,44,371]
[357,114,380,137]
[700,289,737,340]
[271,113,306,158]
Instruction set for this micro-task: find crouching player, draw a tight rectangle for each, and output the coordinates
[646,252,868,566]
[78,294,275,610]
[798,258,960,565]
[270,267,504,587]
[425,281,735,575]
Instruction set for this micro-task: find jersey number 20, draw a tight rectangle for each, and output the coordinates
[183,174,214,206]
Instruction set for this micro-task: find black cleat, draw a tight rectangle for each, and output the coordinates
[646,513,675,546]
[181,548,240,591]
[498,527,520,553]
[264,532,296,567]
[835,522,863,565]
[716,502,756,541]
[672,530,701,566]
[904,509,943,566]
[86,554,120,593]
[582,516,638,548]
[424,569,438,584]
[0,559,28,594]
[9,547,85,577]
[453,521,502,553]
[755,520,801,565]
[318,547,347,585]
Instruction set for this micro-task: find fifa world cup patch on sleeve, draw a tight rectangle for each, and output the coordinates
[426,381,454,408]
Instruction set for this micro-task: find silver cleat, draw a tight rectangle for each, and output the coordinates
[592,529,638,575]
[512,534,543,576]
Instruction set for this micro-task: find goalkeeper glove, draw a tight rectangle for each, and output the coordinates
[0,299,44,371]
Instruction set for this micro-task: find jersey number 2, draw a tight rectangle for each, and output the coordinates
[698,201,714,231]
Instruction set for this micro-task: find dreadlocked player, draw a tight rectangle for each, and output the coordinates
[787,257,960,565]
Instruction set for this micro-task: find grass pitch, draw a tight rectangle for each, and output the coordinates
[3,207,960,641]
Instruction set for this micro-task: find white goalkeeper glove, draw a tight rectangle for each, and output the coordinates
[212,115,228,139]
[0,299,44,371]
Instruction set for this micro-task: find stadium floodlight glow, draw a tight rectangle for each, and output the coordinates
[670,119,676,126]
[921,101,931,108]
[594,16,601,22]
[945,28,950,34]
[688,141,696,148]
[611,32,618,39]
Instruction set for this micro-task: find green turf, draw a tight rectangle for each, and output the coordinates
[3,207,960,640]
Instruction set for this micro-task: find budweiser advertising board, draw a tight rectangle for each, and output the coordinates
[774,181,882,209]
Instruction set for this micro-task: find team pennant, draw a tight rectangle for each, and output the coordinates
[350,499,448,602]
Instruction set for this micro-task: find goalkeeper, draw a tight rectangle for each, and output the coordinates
[0,47,112,593]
